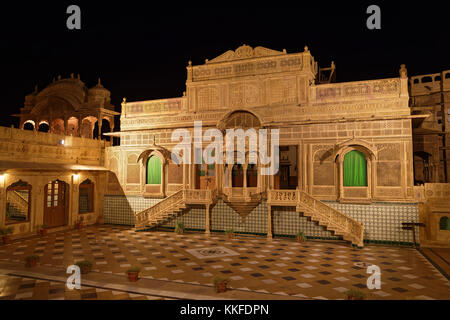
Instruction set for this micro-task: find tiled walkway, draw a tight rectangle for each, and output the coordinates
[0,225,449,300]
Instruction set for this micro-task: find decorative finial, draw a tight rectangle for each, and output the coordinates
[57,75,61,80]
[205,59,209,63]
[70,73,74,79]
[188,60,192,66]
[283,48,287,53]
[331,61,335,69]
[98,77,101,85]
[34,85,38,92]
[399,64,407,78]
[183,91,186,96]
[122,97,127,104]
[77,74,80,80]
[304,46,309,52]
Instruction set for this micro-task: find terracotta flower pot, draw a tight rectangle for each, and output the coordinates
[25,258,38,268]
[2,236,11,245]
[80,265,92,274]
[347,296,364,300]
[297,236,303,243]
[216,281,228,293]
[127,272,139,282]
[39,229,47,236]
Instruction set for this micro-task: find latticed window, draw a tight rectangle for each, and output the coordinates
[343,150,367,187]
[146,156,162,184]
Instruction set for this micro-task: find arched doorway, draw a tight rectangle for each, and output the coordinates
[414,151,432,184]
[101,118,111,141]
[146,155,162,185]
[232,164,244,187]
[44,180,68,227]
[337,145,373,202]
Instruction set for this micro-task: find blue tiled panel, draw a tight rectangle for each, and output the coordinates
[103,195,162,226]
[324,201,420,243]
[103,195,420,243]
[272,206,339,239]
[211,199,267,234]
[161,207,206,230]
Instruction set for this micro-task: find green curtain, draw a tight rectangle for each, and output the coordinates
[343,150,367,186]
[146,156,161,184]
[440,217,450,230]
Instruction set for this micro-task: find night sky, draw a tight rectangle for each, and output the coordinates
[1,2,449,129]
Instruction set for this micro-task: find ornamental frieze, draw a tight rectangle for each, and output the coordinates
[315,79,400,101]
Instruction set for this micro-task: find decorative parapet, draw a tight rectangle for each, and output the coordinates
[310,78,407,104]
[121,97,185,118]
[424,183,450,199]
[0,126,105,166]
[188,45,315,82]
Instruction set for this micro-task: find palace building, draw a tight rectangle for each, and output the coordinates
[1,45,449,247]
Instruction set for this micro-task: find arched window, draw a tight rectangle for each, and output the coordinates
[343,150,367,186]
[146,156,161,184]
[5,181,31,224]
[79,179,94,213]
[439,217,450,230]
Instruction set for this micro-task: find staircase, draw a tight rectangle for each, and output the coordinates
[268,190,364,247]
[6,191,29,219]
[134,189,217,230]
[134,190,186,229]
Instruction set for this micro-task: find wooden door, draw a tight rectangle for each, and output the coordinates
[44,180,66,227]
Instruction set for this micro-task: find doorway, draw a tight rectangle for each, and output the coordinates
[44,180,67,227]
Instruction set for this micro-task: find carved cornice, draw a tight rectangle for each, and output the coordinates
[207,45,286,64]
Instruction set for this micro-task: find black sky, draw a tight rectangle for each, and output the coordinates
[1,1,449,129]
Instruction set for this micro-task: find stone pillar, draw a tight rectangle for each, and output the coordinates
[71,173,80,227]
[205,204,211,236]
[64,117,68,135]
[0,174,6,227]
[267,204,273,241]
[98,121,102,140]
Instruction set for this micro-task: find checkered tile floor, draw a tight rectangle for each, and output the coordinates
[0,274,166,300]
[0,225,449,300]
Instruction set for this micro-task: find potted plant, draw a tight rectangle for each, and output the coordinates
[213,276,230,293]
[225,229,235,240]
[76,260,93,274]
[174,222,185,234]
[344,289,366,300]
[38,225,48,236]
[0,227,13,245]
[296,231,307,243]
[75,216,84,230]
[126,266,141,282]
[25,255,40,268]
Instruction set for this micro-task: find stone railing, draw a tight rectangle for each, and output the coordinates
[0,126,105,166]
[135,188,217,228]
[268,189,364,247]
[135,189,184,228]
[184,189,214,204]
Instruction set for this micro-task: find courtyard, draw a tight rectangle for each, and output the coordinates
[0,225,448,300]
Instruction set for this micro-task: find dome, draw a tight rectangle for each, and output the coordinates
[88,78,111,104]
